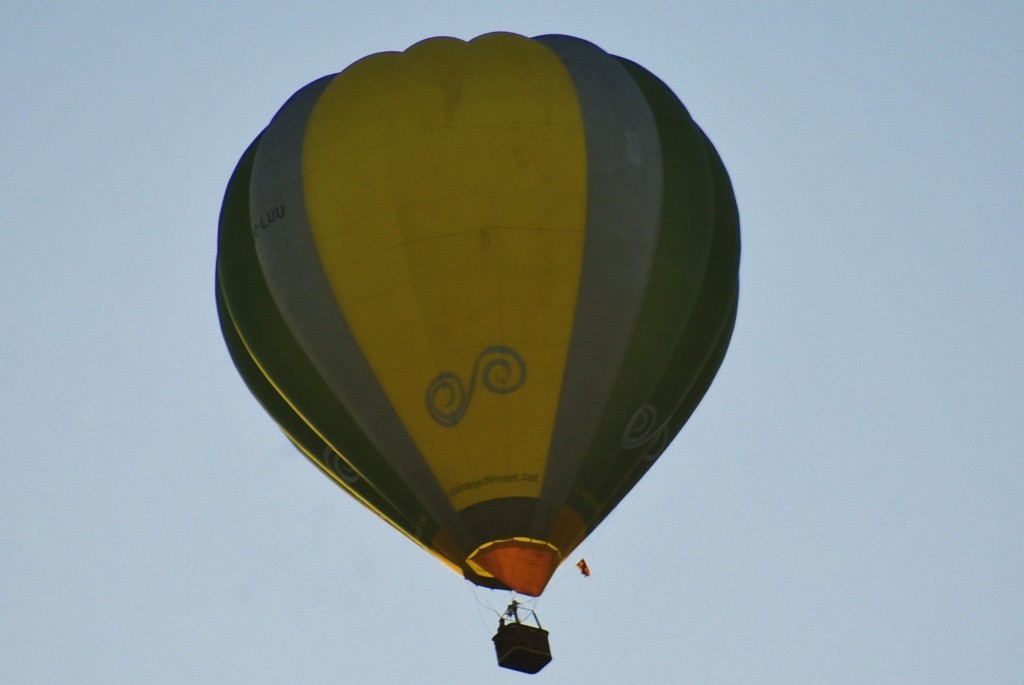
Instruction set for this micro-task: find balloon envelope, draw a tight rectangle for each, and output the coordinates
[216,32,739,596]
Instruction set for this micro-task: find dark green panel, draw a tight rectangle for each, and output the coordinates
[561,56,720,526]
[531,35,665,535]
[585,103,741,530]
[457,496,541,545]
[215,136,454,561]
[249,74,474,553]
[216,276,430,542]
[594,303,736,533]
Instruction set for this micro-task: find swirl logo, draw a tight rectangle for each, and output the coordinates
[321,445,361,484]
[622,403,671,462]
[426,345,526,427]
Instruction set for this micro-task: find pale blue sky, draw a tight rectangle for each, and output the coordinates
[3,2,1022,683]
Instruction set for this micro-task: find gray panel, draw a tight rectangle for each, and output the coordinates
[532,35,665,532]
[249,75,474,552]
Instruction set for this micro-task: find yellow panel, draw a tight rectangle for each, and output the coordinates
[303,34,587,510]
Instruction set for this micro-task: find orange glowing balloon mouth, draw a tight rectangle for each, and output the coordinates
[466,538,562,597]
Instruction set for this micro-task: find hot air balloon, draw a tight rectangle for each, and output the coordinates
[216,31,738,612]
